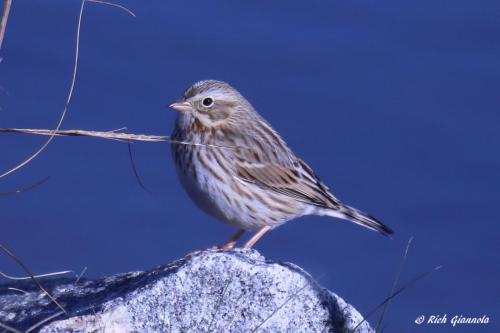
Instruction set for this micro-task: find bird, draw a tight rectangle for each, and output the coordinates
[169,80,393,250]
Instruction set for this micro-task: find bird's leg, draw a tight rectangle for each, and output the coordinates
[243,226,271,249]
[221,229,245,250]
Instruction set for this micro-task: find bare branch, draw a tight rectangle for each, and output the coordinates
[0,0,12,50]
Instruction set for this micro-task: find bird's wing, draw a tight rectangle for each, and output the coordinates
[223,118,340,209]
[234,157,341,209]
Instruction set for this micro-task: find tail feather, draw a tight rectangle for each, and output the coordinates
[322,205,394,237]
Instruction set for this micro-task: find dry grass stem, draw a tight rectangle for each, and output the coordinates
[74,266,87,284]
[87,0,136,17]
[251,282,310,333]
[352,265,442,332]
[127,142,151,193]
[0,322,22,333]
[6,287,27,294]
[0,243,67,314]
[0,127,245,149]
[0,177,49,196]
[0,269,73,281]
[0,0,86,179]
[205,274,234,333]
[0,0,12,50]
[375,237,413,331]
[0,0,135,179]
[24,311,64,333]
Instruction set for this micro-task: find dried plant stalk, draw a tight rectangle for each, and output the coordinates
[0,127,242,149]
[0,128,167,142]
[0,0,135,179]
[0,243,67,314]
[0,0,12,50]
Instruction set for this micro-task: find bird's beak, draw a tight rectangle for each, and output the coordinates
[168,101,193,113]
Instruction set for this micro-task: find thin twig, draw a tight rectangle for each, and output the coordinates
[0,177,49,196]
[0,269,72,281]
[0,322,21,333]
[0,128,245,149]
[6,287,27,294]
[0,243,67,314]
[75,266,87,284]
[221,289,247,331]
[375,237,413,331]
[87,0,136,17]
[127,142,151,193]
[352,265,442,331]
[206,274,233,333]
[0,0,12,50]
[0,128,166,140]
[109,126,127,132]
[251,282,310,333]
[0,0,86,179]
[25,311,64,333]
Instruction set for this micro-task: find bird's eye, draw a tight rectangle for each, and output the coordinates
[202,97,214,107]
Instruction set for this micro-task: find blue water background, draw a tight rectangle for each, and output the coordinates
[1,1,499,332]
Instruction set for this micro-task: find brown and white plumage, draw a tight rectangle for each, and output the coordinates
[170,80,393,249]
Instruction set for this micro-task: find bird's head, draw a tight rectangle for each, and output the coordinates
[169,80,254,130]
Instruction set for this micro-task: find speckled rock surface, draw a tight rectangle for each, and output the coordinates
[0,249,373,333]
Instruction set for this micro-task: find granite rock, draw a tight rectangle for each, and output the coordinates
[0,249,373,332]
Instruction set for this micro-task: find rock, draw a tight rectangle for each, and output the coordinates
[0,249,373,332]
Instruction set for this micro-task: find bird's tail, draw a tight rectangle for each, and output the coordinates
[321,205,394,237]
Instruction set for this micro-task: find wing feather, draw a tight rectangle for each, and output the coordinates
[235,159,340,209]
[223,121,341,209]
